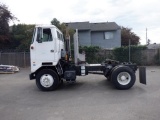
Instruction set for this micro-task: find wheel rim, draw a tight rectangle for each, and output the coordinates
[40,74,54,88]
[117,72,131,85]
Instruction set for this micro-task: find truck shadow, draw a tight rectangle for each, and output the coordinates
[57,81,85,91]
[57,78,114,91]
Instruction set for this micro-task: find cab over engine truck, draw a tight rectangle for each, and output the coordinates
[29,25,146,91]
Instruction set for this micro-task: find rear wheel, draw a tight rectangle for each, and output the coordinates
[111,66,136,90]
[107,76,111,81]
[36,69,59,91]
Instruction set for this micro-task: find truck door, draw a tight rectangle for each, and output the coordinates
[35,27,55,64]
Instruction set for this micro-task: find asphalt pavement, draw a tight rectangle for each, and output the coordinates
[0,66,160,120]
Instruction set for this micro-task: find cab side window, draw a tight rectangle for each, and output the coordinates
[57,31,60,40]
[57,31,64,41]
[36,28,53,43]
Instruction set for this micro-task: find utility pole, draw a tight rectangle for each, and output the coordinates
[146,28,148,45]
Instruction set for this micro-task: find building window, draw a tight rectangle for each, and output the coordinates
[104,32,113,39]
[42,28,53,42]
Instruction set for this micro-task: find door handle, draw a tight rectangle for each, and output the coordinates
[50,50,54,52]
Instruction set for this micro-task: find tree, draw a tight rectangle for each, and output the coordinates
[51,18,75,44]
[51,18,61,30]
[147,39,151,45]
[121,27,140,46]
[0,3,17,49]
[10,24,35,51]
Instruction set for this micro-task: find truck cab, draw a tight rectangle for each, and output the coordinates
[30,25,64,73]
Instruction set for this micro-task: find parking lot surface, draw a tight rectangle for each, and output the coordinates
[0,66,160,120]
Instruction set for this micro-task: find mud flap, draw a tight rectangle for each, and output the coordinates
[139,67,146,85]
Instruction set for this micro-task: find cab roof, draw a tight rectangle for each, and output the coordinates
[35,24,62,33]
[35,24,57,28]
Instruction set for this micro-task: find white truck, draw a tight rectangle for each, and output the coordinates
[29,24,146,91]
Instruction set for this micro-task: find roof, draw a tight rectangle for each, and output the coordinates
[67,22,120,31]
[90,22,120,31]
[67,22,90,30]
[147,44,160,49]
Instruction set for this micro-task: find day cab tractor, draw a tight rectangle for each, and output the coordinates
[29,24,146,91]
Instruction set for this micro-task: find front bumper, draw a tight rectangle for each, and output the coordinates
[29,73,36,80]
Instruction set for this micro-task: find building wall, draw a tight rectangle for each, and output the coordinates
[91,29,121,49]
[78,30,91,46]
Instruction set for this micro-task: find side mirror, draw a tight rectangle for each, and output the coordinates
[37,38,42,43]
[37,27,43,43]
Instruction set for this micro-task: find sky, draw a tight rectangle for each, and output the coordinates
[1,0,160,44]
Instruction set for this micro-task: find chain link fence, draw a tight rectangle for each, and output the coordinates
[0,49,159,68]
[78,48,159,65]
[0,52,30,67]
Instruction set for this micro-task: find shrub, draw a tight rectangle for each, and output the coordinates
[79,46,101,63]
[112,45,147,65]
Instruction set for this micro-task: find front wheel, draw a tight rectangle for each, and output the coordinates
[36,69,59,91]
[111,66,136,90]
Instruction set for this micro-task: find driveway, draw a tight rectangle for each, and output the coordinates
[0,66,160,120]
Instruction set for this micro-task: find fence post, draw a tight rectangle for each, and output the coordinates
[24,51,26,68]
[159,48,160,64]
[128,39,131,62]
[0,52,1,64]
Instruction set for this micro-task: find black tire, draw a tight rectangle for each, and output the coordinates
[107,76,111,81]
[58,79,63,87]
[36,69,59,91]
[111,66,136,90]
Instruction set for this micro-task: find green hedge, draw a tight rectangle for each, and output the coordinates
[112,45,147,65]
[79,46,102,63]
[72,45,148,65]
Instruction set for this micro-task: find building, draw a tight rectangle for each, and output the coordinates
[67,22,121,49]
[147,43,160,49]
